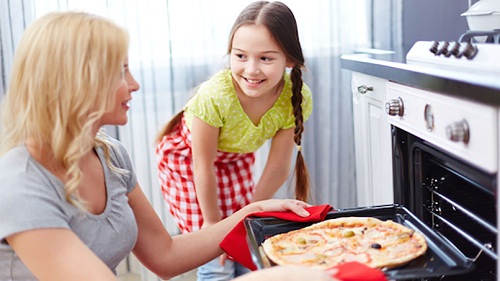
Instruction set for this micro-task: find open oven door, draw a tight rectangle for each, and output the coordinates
[245,204,475,280]
[391,125,497,281]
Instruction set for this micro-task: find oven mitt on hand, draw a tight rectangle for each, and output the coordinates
[219,204,333,271]
[327,262,388,281]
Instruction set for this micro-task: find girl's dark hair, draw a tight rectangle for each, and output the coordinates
[155,110,184,143]
[156,85,200,143]
[227,1,311,202]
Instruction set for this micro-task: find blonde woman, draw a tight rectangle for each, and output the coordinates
[0,11,336,281]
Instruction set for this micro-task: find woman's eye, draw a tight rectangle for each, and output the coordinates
[121,65,129,79]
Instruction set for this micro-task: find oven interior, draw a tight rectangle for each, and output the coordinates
[393,126,498,281]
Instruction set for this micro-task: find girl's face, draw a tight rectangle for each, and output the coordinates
[99,58,140,127]
[230,24,293,99]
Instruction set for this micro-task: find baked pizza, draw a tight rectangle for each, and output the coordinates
[261,217,427,269]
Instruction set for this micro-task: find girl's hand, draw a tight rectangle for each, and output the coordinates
[219,253,228,266]
[250,199,311,217]
[202,220,228,266]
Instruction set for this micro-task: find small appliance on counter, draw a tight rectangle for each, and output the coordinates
[462,0,500,31]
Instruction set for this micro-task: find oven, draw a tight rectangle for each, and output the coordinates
[386,32,500,280]
[246,30,500,280]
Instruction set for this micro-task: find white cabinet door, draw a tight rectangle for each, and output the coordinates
[351,72,393,207]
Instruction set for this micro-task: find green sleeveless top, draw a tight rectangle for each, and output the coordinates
[184,69,313,153]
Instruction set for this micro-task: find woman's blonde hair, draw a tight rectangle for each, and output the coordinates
[0,11,129,208]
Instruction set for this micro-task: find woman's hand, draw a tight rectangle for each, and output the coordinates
[249,199,311,217]
[233,265,338,281]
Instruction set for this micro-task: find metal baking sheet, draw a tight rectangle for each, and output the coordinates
[244,204,475,280]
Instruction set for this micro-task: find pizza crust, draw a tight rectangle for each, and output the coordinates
[261,217,427,269]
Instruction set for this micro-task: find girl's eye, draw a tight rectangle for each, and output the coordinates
[261,57,273,62]
[235,54,245,59]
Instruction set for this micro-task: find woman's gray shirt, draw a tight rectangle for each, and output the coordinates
[0,137,138,280]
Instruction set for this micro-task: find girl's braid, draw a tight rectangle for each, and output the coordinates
[290,65,310,202]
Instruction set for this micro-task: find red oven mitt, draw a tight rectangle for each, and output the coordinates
[220,204,333,271]
[327,262,388,281]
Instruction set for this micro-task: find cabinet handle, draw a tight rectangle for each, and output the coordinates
[357,85,373,94]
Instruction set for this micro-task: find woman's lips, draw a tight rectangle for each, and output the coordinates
[122,100,131,110]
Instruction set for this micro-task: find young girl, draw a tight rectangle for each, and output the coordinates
[0,11,337,281]
[156,1,312,280]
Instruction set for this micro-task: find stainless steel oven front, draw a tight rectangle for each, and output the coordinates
[386,81,499,280]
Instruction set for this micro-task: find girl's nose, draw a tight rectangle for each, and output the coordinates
[246,59,260,75]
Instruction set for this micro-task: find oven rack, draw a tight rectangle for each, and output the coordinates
[429,210,496,260]
[432,189,497,234]
[425,186,498,261]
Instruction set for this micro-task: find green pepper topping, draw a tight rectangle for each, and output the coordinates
[343,230,355,238]
[298,237,307,244]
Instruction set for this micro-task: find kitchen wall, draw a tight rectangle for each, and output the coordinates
[359,0,482,59]
[402,0,479,55]
[370,0,403,53]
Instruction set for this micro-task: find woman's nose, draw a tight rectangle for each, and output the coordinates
[128,75,140,92]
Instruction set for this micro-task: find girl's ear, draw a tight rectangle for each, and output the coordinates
[286,60,295,68]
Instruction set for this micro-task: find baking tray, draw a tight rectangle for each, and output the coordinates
[244,204,475,280]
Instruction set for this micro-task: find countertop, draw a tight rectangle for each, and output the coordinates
[340,51,500,107]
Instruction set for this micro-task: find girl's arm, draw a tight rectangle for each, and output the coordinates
[252,127,295,201]
[129,184,311,280]
[190,116,222,226]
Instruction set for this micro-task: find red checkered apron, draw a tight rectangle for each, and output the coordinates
[156,115,255,233]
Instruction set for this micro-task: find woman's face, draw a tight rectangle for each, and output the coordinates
[99,58,140,126]
[230,24,293,99]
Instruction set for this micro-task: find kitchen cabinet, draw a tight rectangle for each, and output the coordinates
[351,72,393,207]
